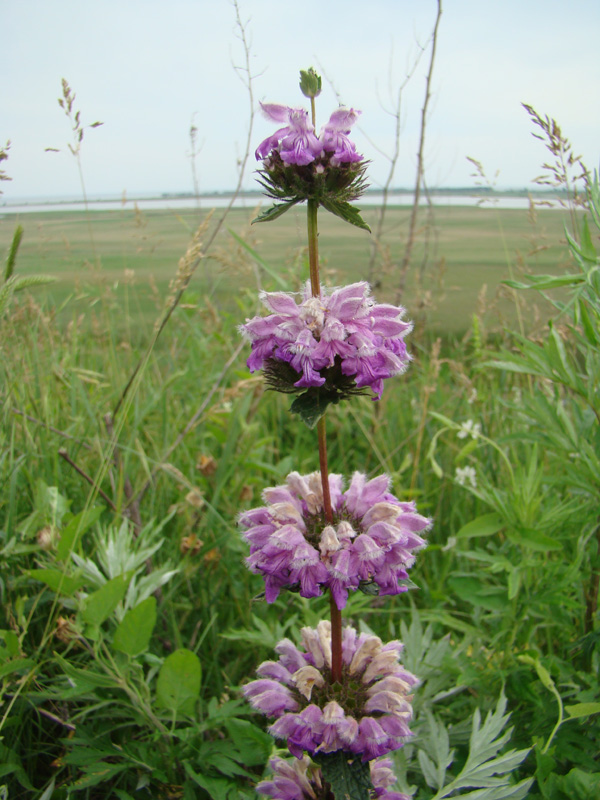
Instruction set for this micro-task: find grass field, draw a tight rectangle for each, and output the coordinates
[1,187,599,797]
[0,201,578,336]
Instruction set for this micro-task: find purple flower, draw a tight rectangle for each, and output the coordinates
[238,470,430,606]
[256,102,363,166]
[243,621,417,763]
[320,107,363,164]
[256,754,410,800]
[256,103,323,166]
[240,281,413,400]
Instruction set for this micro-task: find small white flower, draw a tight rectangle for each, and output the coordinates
[455,466,477,488]
[467,388,478,404]
[457,420,481,440]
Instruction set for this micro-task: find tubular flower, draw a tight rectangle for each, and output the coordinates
[256,102,362,166]
[239,470,429,606]
[253,102,369,223]
[243,621,417,762]
[239,281,413,401]
[256,754,410,800]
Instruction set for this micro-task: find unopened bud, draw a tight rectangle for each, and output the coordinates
[299,67,322,99]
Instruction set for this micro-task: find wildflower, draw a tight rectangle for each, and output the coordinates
[455,466,477,488]
[256,753,410,799]
[240,281,412,401]
[320,107,363,165]
[256,103,363,166]
[243,621,417,762]
[457,419,481,439]
[255,104,323,166]
[238,470,430,606]
[253,96,369,228]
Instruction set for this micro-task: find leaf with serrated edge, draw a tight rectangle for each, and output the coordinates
[314,751,373,800]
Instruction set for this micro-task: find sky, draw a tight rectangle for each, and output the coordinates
[2,0,599,201]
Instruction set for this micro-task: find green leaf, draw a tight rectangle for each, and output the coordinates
[183,762,234,800]
[224,718,273,767]
[290,388,338,428]
[27,568,85,596]
[0,629,20,657]
[112,596,156,656]
[252,200,299,224]
[578,297,599,347]
[555,768,600,800]
[507,567,521,600]
[0,742,34,790]
[68,762,130,790]
[313,751,373,800]
[507,527,563,551]
[456,513,504,539]
[565,702,600,719]
[504,274,584,290]
[320,198,371,231]
[448,577,507,611]
[0,657,36,680]
[57,506,104,560]
[156,648,201,715]
[81,572,131,627]
[54,652,120,690]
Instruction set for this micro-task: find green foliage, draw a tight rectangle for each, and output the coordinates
[313,751,373,800]
[1,170,599,796]
[0,224,56,316]
[156,648,202,715]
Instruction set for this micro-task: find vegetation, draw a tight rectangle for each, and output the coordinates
[0,54,598,793]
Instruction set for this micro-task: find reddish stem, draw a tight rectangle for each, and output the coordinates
[329,591,343,684]
[307,200,342,685]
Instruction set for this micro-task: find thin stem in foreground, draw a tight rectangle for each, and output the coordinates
[307,198,320,296]
[395,0,442,303]
[317,416,333,523]
[307,195,343,684]
[329,592,343,684]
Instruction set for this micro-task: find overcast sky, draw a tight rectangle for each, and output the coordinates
[2,0,599,201]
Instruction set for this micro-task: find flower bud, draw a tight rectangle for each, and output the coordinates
[299,67,322,98]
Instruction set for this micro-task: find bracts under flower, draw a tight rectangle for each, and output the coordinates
[257,753,410,800]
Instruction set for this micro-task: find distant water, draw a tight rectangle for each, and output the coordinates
[0,192,562,215]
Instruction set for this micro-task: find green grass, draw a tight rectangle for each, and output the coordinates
[0,202,577,336]
[1,196,597,798]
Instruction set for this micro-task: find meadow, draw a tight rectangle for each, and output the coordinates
[0,201,571,335]
[0,189,599,799]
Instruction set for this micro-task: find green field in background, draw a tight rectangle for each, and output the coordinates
[0,202,576,335]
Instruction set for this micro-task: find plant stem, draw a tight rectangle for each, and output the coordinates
[329,591,343,684]
[307,199,320,296]
[317,416,333,523]
[307,198,343,684]
[395,0,442,303]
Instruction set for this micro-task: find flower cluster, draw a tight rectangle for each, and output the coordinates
[240,281,412,400]
[243,621,417,762]
[239,470,429,607]
[256,103,362,167]
[253,103,369,223]
[257,754,410,800]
